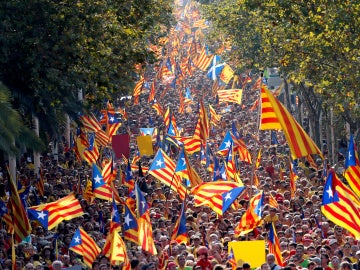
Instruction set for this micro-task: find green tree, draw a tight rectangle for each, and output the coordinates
[0,82,44,155]
[0,0,173,149]
[200,0,360,134]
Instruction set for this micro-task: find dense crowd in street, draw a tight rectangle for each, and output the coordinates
[0,76,357,270]
[1,1,359,270]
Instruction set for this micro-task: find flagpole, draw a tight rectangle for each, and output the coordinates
[249,72,263,204]
[11,233,15,270]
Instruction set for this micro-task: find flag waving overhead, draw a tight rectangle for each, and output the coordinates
[123,200,139,245]
[193,101,209,142]
[260,85,322,159]
[268,223,284,267]
[92,164,112,201]
[148,149,186,200]
[7,167,31,244]
[344,134,360,198]
[175,148,202,187]
[135,183,149,217]
[222,186,246,214]
[103,230,131,267]
[217,89,243,104]
[191,181,244,216]
[172,200,188,244]
[69,227,101,268]
[235,191,264,236]
[29,194,84,230]
[83,132,100,165]
[321,169,360,239]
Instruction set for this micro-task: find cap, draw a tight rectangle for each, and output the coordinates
[328,239,337,246]
[309,257,321,265]
[33,261,42,267]
[275,194,284,202]
[303,235,313,242]
[167,262,177,269]
[191,234,200,240]
[307,244,316,250]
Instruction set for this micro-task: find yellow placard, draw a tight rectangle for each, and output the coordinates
[228,240,266,268]
[136,135,154,156]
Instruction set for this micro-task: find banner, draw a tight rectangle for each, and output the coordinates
[228,240,265,268]
[136,136,154,156]
[112,134,130,159]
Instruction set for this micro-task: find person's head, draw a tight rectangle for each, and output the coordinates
[296,244,305,258]
[321,253,330,267]
[266,253,276,266]
[192,235,201,246]
[243,263,251,270]
[331,256,340,268]
[177,255,186,266]
[131,259,140,270]
[25,263,34,270]
[307,245,316,255]
[340,261,352,270]
[309,257,321,266]
[260,263,270,270]
[196,246,208,260]
[99,263,108,270]
[307,261,316,270]
[52,260,63,270]
[355,250,360,261]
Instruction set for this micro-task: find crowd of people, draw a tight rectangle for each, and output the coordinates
[0,74,357,270]
[1,1,358,270]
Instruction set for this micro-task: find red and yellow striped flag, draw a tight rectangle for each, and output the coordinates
[133,76,144,104]
[69,227,101,268]
[191,181,243,216]
[148,149,186,200]
[234,191,264,236]
[193,47,213,71]
[217,89,243,104]
[268,223,284,266]
[193,101,209,142]
[7,166,31,244]
[138,212,157,255]
[209,104,221,126]
[29,194,84,230]
[260,85,322,159]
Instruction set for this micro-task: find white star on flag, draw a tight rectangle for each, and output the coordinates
[124,213,132,227]
[224,192,232,201]
[156,159,163,167]
[37,211,47,220]
[94,175,102,184]
[326,186,333,198]
[225,140,231,148]
[181,158,186,166]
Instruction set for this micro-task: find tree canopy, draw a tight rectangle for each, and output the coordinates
[200,0,360,133]
[0,0,174,153]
